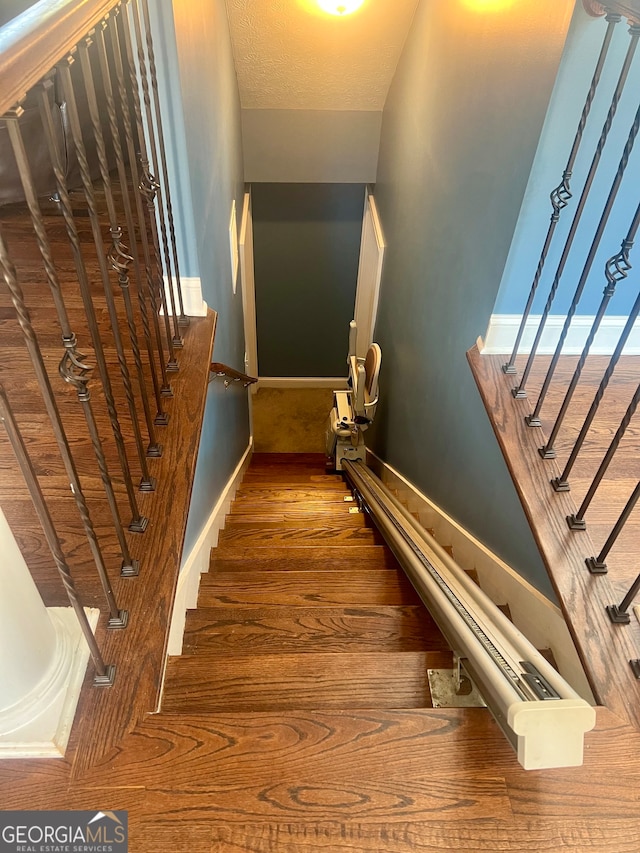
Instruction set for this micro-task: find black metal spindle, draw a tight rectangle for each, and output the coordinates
[0,226,127,629]
[95,18,169,424]
[78,33,163,460]
[568,380,640,530]
[527,93,640,428]
[107,8,173,400]
[139,0,188,327]
[119,3,179,370]
[541,202,640,459]
[553,285,640,493]
[33,81,148,534]
[58,54,156,492]
[514,23,640,401]
[6,94,139,577]
[603,493,640,620]
[128,0,182,348]
[0,386,117,686]
[503,12,621,376]
[587,480,640,577]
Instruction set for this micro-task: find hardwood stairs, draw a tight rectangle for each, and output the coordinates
[163,452,453,714]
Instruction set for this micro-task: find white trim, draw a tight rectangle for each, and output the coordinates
[258,377,348,389]
[0,608,99,758]
[239,191,258,390]
[229,199,239,294]
[353,190,385,359]
[366,448,594,703]
[166,440,253,656]
[161,276,208,317]
[483,313,640,356]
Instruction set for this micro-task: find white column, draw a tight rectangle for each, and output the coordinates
[0,506,99,758]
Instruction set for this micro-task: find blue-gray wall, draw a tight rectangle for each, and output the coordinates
[494,7,640,317]
[370,0,574,597]
[252,183,365,377]
[165,0,250,557]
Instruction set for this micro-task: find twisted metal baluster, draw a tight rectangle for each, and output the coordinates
[7,95,140,576]
[0,226,127,629]
[107,7,173,399]
[128,0,182,348]
[77,36,162,465]
[567,380,640,531]
[119,4,179,370]
[139,0,188,327]
[586,479,640,577]
[514,23,640,400]
[541,201,640,460]
[95,18,169,424]
[58,55,156,492]
[503,12,621,375]
[553,283,640,492]
[0,387,117,685]
[527,94,640,428]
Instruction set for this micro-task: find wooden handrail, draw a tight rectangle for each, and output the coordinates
[583,0,640,21]
[0,0,118,115]
[209,362,257,388]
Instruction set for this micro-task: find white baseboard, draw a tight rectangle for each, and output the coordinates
[366,449,595,702]
[161,276,208,317]
[258,377,348,389]
[482,313,640,356]
[166,440,253,656]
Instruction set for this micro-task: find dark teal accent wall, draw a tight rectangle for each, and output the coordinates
[167,0,249,558]
[370,0,574,598]
[252,183,365,377]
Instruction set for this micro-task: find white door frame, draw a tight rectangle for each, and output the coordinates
[353,188,385,358]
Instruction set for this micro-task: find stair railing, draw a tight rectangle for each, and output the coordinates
[342,460,596,771]
[499,1,640,676]
[0,0,190,688]
[209,362,258,389]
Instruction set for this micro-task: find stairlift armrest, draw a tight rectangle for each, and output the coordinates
[334,391,354,427]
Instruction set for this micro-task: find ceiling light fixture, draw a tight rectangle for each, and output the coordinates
[317,0,365,16]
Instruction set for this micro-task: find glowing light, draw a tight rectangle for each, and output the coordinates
[317,0,365,16]
[462,0,517,11]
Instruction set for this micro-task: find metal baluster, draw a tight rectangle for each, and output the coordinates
[567,380,640,531]
[601,488,640,619]
[119,3,179,370]
[587,481,640,577]
[128,0,183,348]
[107,7,173,401]
[527,93,640,427]
[7,93,139,576]
[0,227,127,629]
[514,23,640,400]
[503,12,621,376]
[58,55,156,492]
[541,201,640,459]
[553,285,640,492]
[139,0,188,327]
[78,32,163,461]
[95,19,169,425]
[33,82,148,534]
[0,387,117,686]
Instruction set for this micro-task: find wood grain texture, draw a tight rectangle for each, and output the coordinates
[210,544,396,572]
[468,345,640,725]
[181,606,447,654]
[162,651,451,712]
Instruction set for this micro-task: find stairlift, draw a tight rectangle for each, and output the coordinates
[326,321,382,470]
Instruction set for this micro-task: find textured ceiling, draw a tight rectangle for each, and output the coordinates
[226,0,420,111]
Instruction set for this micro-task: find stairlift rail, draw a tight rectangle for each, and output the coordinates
[341,460,596,770]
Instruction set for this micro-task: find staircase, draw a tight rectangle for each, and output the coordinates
[163,452,454,714]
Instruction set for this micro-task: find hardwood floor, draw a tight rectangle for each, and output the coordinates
[468,346,640,726]
[2,453,640,849]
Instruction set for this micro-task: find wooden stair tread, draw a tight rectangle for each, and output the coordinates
[181,605,447,654]
[162,651,452,712]
[198,571,422,607]
[217,525,383,546]
[223,514,370,528]
[210,545,393,571]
